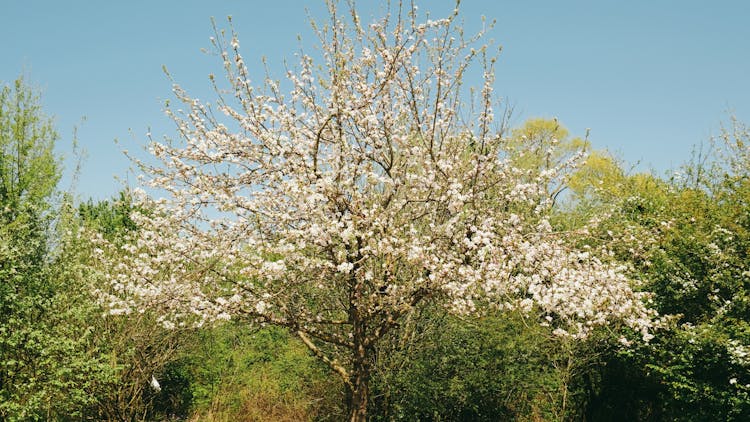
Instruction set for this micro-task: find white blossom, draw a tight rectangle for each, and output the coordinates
[89,4,656,415]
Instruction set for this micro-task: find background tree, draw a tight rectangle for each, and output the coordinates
[0,75,62,420]
[505,117,590,205]
[0,76,111,420]
[564,121,750,420]
[91,3,654,420]
[0,77,59,215]
[0,77,184,421]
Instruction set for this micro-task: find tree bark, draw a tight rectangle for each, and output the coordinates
[348,358,370,422]
[348,285,371,422]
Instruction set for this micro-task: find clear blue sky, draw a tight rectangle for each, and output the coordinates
[3,1,749,200]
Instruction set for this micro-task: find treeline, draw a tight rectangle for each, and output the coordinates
[1,75,748,420]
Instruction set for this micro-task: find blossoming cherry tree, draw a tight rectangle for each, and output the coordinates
[92,3,654,420]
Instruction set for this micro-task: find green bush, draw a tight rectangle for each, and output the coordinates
[183,323,344,421]
[370,307,591,421]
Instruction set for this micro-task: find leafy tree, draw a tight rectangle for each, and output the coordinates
[0,77,59,215]
[0,77,173,421]
[78,190,138,237]
[506,118,590,205]
[0,77,110,420]
[91,3,654,420]
[0,76,60,420]
[567,121,750,420]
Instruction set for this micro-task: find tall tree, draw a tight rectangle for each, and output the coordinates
[0,76,62,420]
[0,76,79,420]
[0,77,125,421]
[0,77,59,216]
[91,2,654,419]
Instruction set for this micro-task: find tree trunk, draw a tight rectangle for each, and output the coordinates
[348,299,371,422]
[348,362,369,422]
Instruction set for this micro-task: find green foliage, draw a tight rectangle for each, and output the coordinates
[507,118,589,171]
[184,323,344,421]
[0,192,139,421]
[0,76,96,421]
[566,150,626,202]
[78,190,137,238]
[0,76,60,215]
[370,307,592,421]
[0,79,190,422]
[505,118,590,204]
[566,124,750,421]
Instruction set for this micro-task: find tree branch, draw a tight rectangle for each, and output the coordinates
[297,330,352,387]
